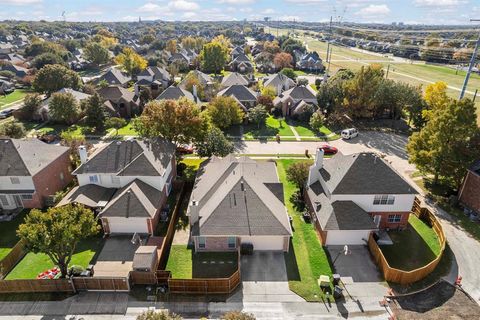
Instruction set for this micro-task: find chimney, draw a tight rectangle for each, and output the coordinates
[315,148,324,168]
[192,85,198,102]
[78,145,88,164]
[190,200,199,225]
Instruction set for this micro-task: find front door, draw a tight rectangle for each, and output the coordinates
[373,215,381,228]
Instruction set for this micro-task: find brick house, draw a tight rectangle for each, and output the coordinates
[305,149,417,245]
[0,138,72,209]
[60,138,176,235]
[458,160,480,215]
[187,155,292,252]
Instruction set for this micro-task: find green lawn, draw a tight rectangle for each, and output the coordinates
[244,115,295,138]
[0,89,30,109]
[276,160,333,301]
[5,237,104,280]
[380,215,441,271]
[0,211,27,261]
[112,121,138,136]
[166,245,193,278]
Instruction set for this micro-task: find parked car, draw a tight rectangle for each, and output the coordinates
[341,128,358,140]
[318,144,338,155]
[0,108,13,119]
[176,144,194,154]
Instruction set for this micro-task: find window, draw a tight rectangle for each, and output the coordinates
[59,172,64,181]
[0,195,8,206]
[198,237,206,249]
[10,177,20,184]
[228,237,236,249]
[388,214,402,223]
[89,175,99,183]
[110,176,120,185]
[373,195,395,205]
[21,194,33,200]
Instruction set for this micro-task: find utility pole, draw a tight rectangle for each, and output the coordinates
[324,16,333,83]
[459,19,480,100]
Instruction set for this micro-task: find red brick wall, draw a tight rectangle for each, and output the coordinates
[369,211,409,229]
[459,171,480,214]
[194,236,238,252]
[23,150,72,208]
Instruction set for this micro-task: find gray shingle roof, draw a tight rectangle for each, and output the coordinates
[221,72,249,87]
[0,138,69,176]
[217,85,257,102]
[320,152,417,195]
[73,139,175,176]
[97,86,136,104]
[190,156,291,237]
[96,68,131,86]
[99,179,164,218]
[57,184,116,208]
[263,73,296,91]
[156,86,195,102]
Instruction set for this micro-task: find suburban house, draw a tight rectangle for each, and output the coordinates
[94,68,131,87]
[262,73,296,94]
[179,70,214,89]
[273,85,318,117]
[221,72,250,88]
[458,159,480,216]
[0,63,28,78]
[97,86,140,118]
[0,138,72,210]
[35,88,91,122]
[229,53,254,74]
[305,149,418,245]
[64,138,176,235]
[135,66,171,95]
[187,155,292,252]
[296,52,324,73]
[0,78,14,94]
[217,85,258,110]
[156,85,197,103]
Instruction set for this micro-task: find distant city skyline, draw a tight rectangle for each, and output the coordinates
[0,0,478,25]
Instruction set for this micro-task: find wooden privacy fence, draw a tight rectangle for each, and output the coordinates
[168,269,241,294]
[72,277,130,291]
[369,199,446,285]
[0,240,27,279]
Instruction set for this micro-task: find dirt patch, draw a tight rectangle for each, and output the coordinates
[390,280,480,320]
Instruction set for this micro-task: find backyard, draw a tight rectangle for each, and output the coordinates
[276,159,334,302]
[5,237,104,280]
[380,215,441,271]
[0,210,27,261]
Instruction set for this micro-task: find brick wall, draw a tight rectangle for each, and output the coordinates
[370,211,410,229]
[23,150,72,208]
[459,171,480,214]
[194,236,237,252]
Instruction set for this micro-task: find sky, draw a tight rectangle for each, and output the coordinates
[0,0,478,25]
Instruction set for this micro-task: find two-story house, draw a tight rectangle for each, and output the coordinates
[0,138,72,210]
[64,138,176,235]
[305,149,417,245]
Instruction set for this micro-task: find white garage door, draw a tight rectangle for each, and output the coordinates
[326,230,371,245]
[107,218,148,234]
[241,236,285,251]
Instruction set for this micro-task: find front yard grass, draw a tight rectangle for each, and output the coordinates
[0,89,31,109]
[276,159,333,302]
[380,215,440,271]
[112,121,138,136]
[0,210,27,261]
[243,115,294,138]
[5,237,104,280]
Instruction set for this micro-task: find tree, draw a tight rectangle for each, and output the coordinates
[134,98,207,146]
[280,68,297,81]
[182,72,205,100]
[424,81,449,112]
[17,205,98,278]
[200,42,228,75]
[407,98,480,189]
[264,40,281,54]
[82,93,106,130]
[206,96,244,129]
[286,161,310,194]
[260,86,276,98]
[48,92,79,124]
[221,311,256,320]
[115,47,147,76]
[105,117,127,136]
[84,42,110,66]
[23,93,43,116]
[195,126,234,157]
[0,120,26,138]
[248,105,268,129]
[137,310,182,320]
[32,52,65,69]
[273,52,293,69]
[33,64,81,95]
[166,39,177,54]
[309,111,325,132]
[257,95,274,112]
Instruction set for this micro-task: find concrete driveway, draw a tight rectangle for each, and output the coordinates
[327,245,383,283]
[228,252,303,303]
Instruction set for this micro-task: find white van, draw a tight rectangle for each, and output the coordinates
[341,128,358,140]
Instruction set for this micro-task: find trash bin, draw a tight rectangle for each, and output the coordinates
[333,285,343,299]
[333,274,341,286]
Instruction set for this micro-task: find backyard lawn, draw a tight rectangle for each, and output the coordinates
[0,211,27,261]
[276,159,333,301]
[5,237,104,280]
[0,89,30,109]
[380,215,441,271]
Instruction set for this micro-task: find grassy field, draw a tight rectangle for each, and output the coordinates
[0,89,30,109]
[5,237,104,280]
[0,211,27,261]
[380,215,441,271]
[276,159,333,302]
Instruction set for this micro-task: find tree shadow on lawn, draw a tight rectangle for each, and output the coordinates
[243,122,279,138]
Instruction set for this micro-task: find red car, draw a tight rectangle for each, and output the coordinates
[319,144,338,155]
